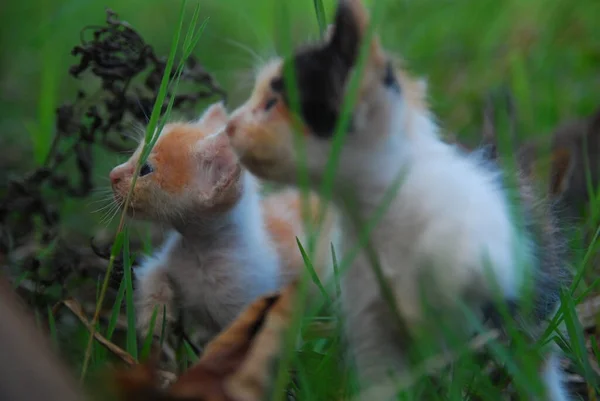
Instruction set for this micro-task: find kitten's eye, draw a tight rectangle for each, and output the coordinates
[139,163,153,177]
[264,97,278,111]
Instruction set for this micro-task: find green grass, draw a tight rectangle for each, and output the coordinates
[2,0,600,399]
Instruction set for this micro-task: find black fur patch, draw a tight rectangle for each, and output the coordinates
[274,2,401,138]
[270,77,284,93]
[275,1,360,138]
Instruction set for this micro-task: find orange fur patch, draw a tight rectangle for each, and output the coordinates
[262,190,326,278]
[150,123,209,194]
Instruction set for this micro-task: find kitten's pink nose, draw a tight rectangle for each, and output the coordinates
[109,168,121,186]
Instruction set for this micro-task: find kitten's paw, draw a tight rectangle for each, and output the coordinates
[136,299,175,339]
[135,268,176,339]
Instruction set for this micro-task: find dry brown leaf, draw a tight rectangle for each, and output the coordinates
[223,280,298,401]
[54,298,137,366]
[112,281,299,401]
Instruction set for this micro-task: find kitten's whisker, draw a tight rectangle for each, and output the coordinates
[220,38,265,67]
[100,199,122,219]
[90,196,117,210]
[134,95,151,124]
[101,203,122,226]
[119,123,145,143]
[89,193,113,201]
[88,189,116,201]
[91,187,114,194]
[89,198,116,209]
[97,202,118,218]
[128,120,148,142]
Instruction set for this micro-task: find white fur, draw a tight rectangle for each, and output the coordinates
[304,91,567,398]
[134,172,281,343]
[310,100,529,319]
[541,350,570,401]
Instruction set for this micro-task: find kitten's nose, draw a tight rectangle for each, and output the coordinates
[225,120,237,138]
[109,169,121,186]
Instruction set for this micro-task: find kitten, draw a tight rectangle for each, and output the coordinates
[225,1,572,399]
[109,102,335,346]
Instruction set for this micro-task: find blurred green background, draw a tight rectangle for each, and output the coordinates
[1,0,599,395]
[1,0,598,235]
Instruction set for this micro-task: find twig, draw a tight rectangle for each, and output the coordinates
[53,298,136,366]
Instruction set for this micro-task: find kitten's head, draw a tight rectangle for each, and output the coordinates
[226,0,427,186]
[109,102,242,223]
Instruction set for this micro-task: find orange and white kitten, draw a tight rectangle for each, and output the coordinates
[225,1,571,400]
[109,102,333,345]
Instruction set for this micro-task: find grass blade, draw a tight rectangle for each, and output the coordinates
[141,0,188,148]
[106,277,127,342]
[312,0,327,37]
[96,276,127,361]
[319,0,387,205]
[308,0,388,273]
[331,243,341,303]
[159,305,168,349]
[183,340,200,363]
[270,2,315,398]
[81,229,126,379]
[140,306,159,361]
[561,289,597,388]
[296,237,330,305]
[34,44,58,165]
[123,227,137,360]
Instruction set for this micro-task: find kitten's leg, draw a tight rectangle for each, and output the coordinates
[343,297,409,401]
[540,350,570,401]
[135,264,176,339]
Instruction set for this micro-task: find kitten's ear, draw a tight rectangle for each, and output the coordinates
[327,0,385,66]
[549,147,574,197]
[197,102,229,133]
[194,133,239,196]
